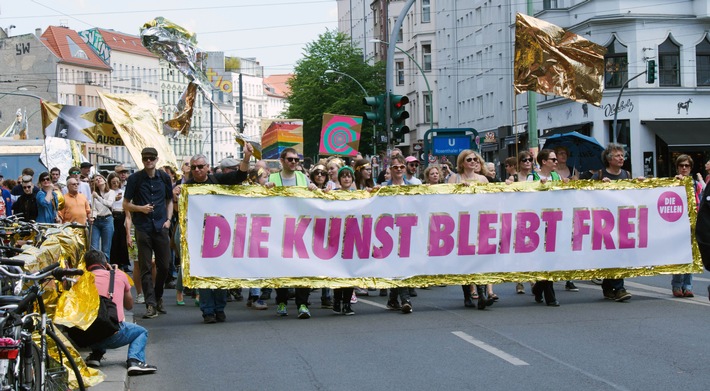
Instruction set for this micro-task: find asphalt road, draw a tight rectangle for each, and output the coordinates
[127,273,710,391]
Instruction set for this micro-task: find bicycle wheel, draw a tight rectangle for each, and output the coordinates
[12,341,41,391]
[45,329,85,391]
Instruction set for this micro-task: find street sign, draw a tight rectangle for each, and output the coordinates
[432,135,471,156]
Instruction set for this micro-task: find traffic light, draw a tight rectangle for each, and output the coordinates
[646,60,656,84]
[363,94,386,127]
[390,94,410,143]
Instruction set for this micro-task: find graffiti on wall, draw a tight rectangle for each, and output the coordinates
[78,28,110,63]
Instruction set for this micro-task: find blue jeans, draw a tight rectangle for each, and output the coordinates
[90,322,148,363]
[248,288,261,297]
[671,274,692,290]
[91,215,114,262]
[198,288,227,316]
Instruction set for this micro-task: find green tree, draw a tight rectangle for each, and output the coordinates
[287,30,385,159]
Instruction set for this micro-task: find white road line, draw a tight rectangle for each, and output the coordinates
[692,276,710,282]
[451,331,530,366]
[356,298,389,309]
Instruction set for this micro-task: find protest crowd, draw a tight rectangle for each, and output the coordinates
[2,143,709,378]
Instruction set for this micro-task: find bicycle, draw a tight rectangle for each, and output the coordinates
[0,258,86,391]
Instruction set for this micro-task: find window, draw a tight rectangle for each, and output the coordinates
[604,37,628,88]
[396,27,403,43]
[696,36,710,86]
[66,37,88,60]
[421,0,431,23]
[423,92,432,123]
[422,44,432,72]
[396,61,405,85]
[659,38,680,87]
[543,0,558,9]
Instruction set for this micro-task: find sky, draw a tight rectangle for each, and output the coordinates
[0,0,339,75]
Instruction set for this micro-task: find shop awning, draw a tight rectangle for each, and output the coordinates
[541,122,593,137]
[641,118,710,146]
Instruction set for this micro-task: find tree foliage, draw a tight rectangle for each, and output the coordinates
[287,30,385,159]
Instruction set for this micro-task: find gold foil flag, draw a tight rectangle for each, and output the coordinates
[514,13,607,106]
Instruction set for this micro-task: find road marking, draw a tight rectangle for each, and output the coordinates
[451,331,529,366]
[357,298,388,309]
[692,276,710,282]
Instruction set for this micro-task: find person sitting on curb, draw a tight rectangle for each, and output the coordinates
[82,249,158,376]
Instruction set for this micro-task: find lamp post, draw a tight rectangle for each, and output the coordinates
[370,39,434,134]
[324,69,377,156]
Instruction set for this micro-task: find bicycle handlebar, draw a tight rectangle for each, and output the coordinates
[0,258,25,267]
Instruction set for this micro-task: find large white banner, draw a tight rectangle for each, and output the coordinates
[180,180,699,288]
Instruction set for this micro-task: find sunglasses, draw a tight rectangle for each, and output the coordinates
[548,158,558,162]
[142,156,157,162]
[40,178,51,182]
[22,186,32,189]
[191,164,206,170]
[520,158,533,163]
[314,171,326,176]
[678,163,691,168]
[408,162,419,167]
[391,165,405,170]
[285,157,299,163]
[70,171,80,175]
[465,157,480,163]
[68,183,79,186]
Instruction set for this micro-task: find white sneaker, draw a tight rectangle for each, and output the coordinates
[135,293,145,304]
[252,299,268,310]
[350,292,358,304]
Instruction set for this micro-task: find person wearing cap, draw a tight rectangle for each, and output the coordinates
[80,162,93,178]
[114,164,130,189]
[123,147,174,319]
[404,156,422,185]
[219,157,240,174]
[64,166,92,204]
[173,144,253,324]
[11,168,38,197]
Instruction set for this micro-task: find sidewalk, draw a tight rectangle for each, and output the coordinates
[78,310,132,391]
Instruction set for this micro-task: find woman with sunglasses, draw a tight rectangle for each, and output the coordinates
[506,151,535,184]
[36,172,60,223]
[526,149,564,306]
[91,174,116,261]
[671,154,703,298]
[309,164,332,191]
[448,149,490,185]
[447,150,496,309]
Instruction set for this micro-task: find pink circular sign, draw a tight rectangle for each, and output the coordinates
[657,191,684,222]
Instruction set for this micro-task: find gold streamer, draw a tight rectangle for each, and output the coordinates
[179,178,701,289]
[514,13,607,106]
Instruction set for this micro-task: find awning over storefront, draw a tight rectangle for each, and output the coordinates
[541,122,593,137]
[642,118,710,146]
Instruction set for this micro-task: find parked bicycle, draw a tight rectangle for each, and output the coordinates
[0,258,85,391]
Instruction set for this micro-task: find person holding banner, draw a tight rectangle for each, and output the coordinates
[332,166,357,315]
[671,154,702,298]
[383,154,415,314]
[176,147,253,323]
[591,143,633,302]
[269,148,315,319]
[447,150,496,309]
[527,149,567,306]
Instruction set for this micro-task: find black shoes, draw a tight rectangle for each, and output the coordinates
[401,300,413,314]
[143,305,158,319]
[156,298,167,314]
[464,297,476,308]
[127,358,157,376]
[85,352,104,368]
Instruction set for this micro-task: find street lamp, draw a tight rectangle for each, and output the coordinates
[324,69,378,156]
[371,38,434,135]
